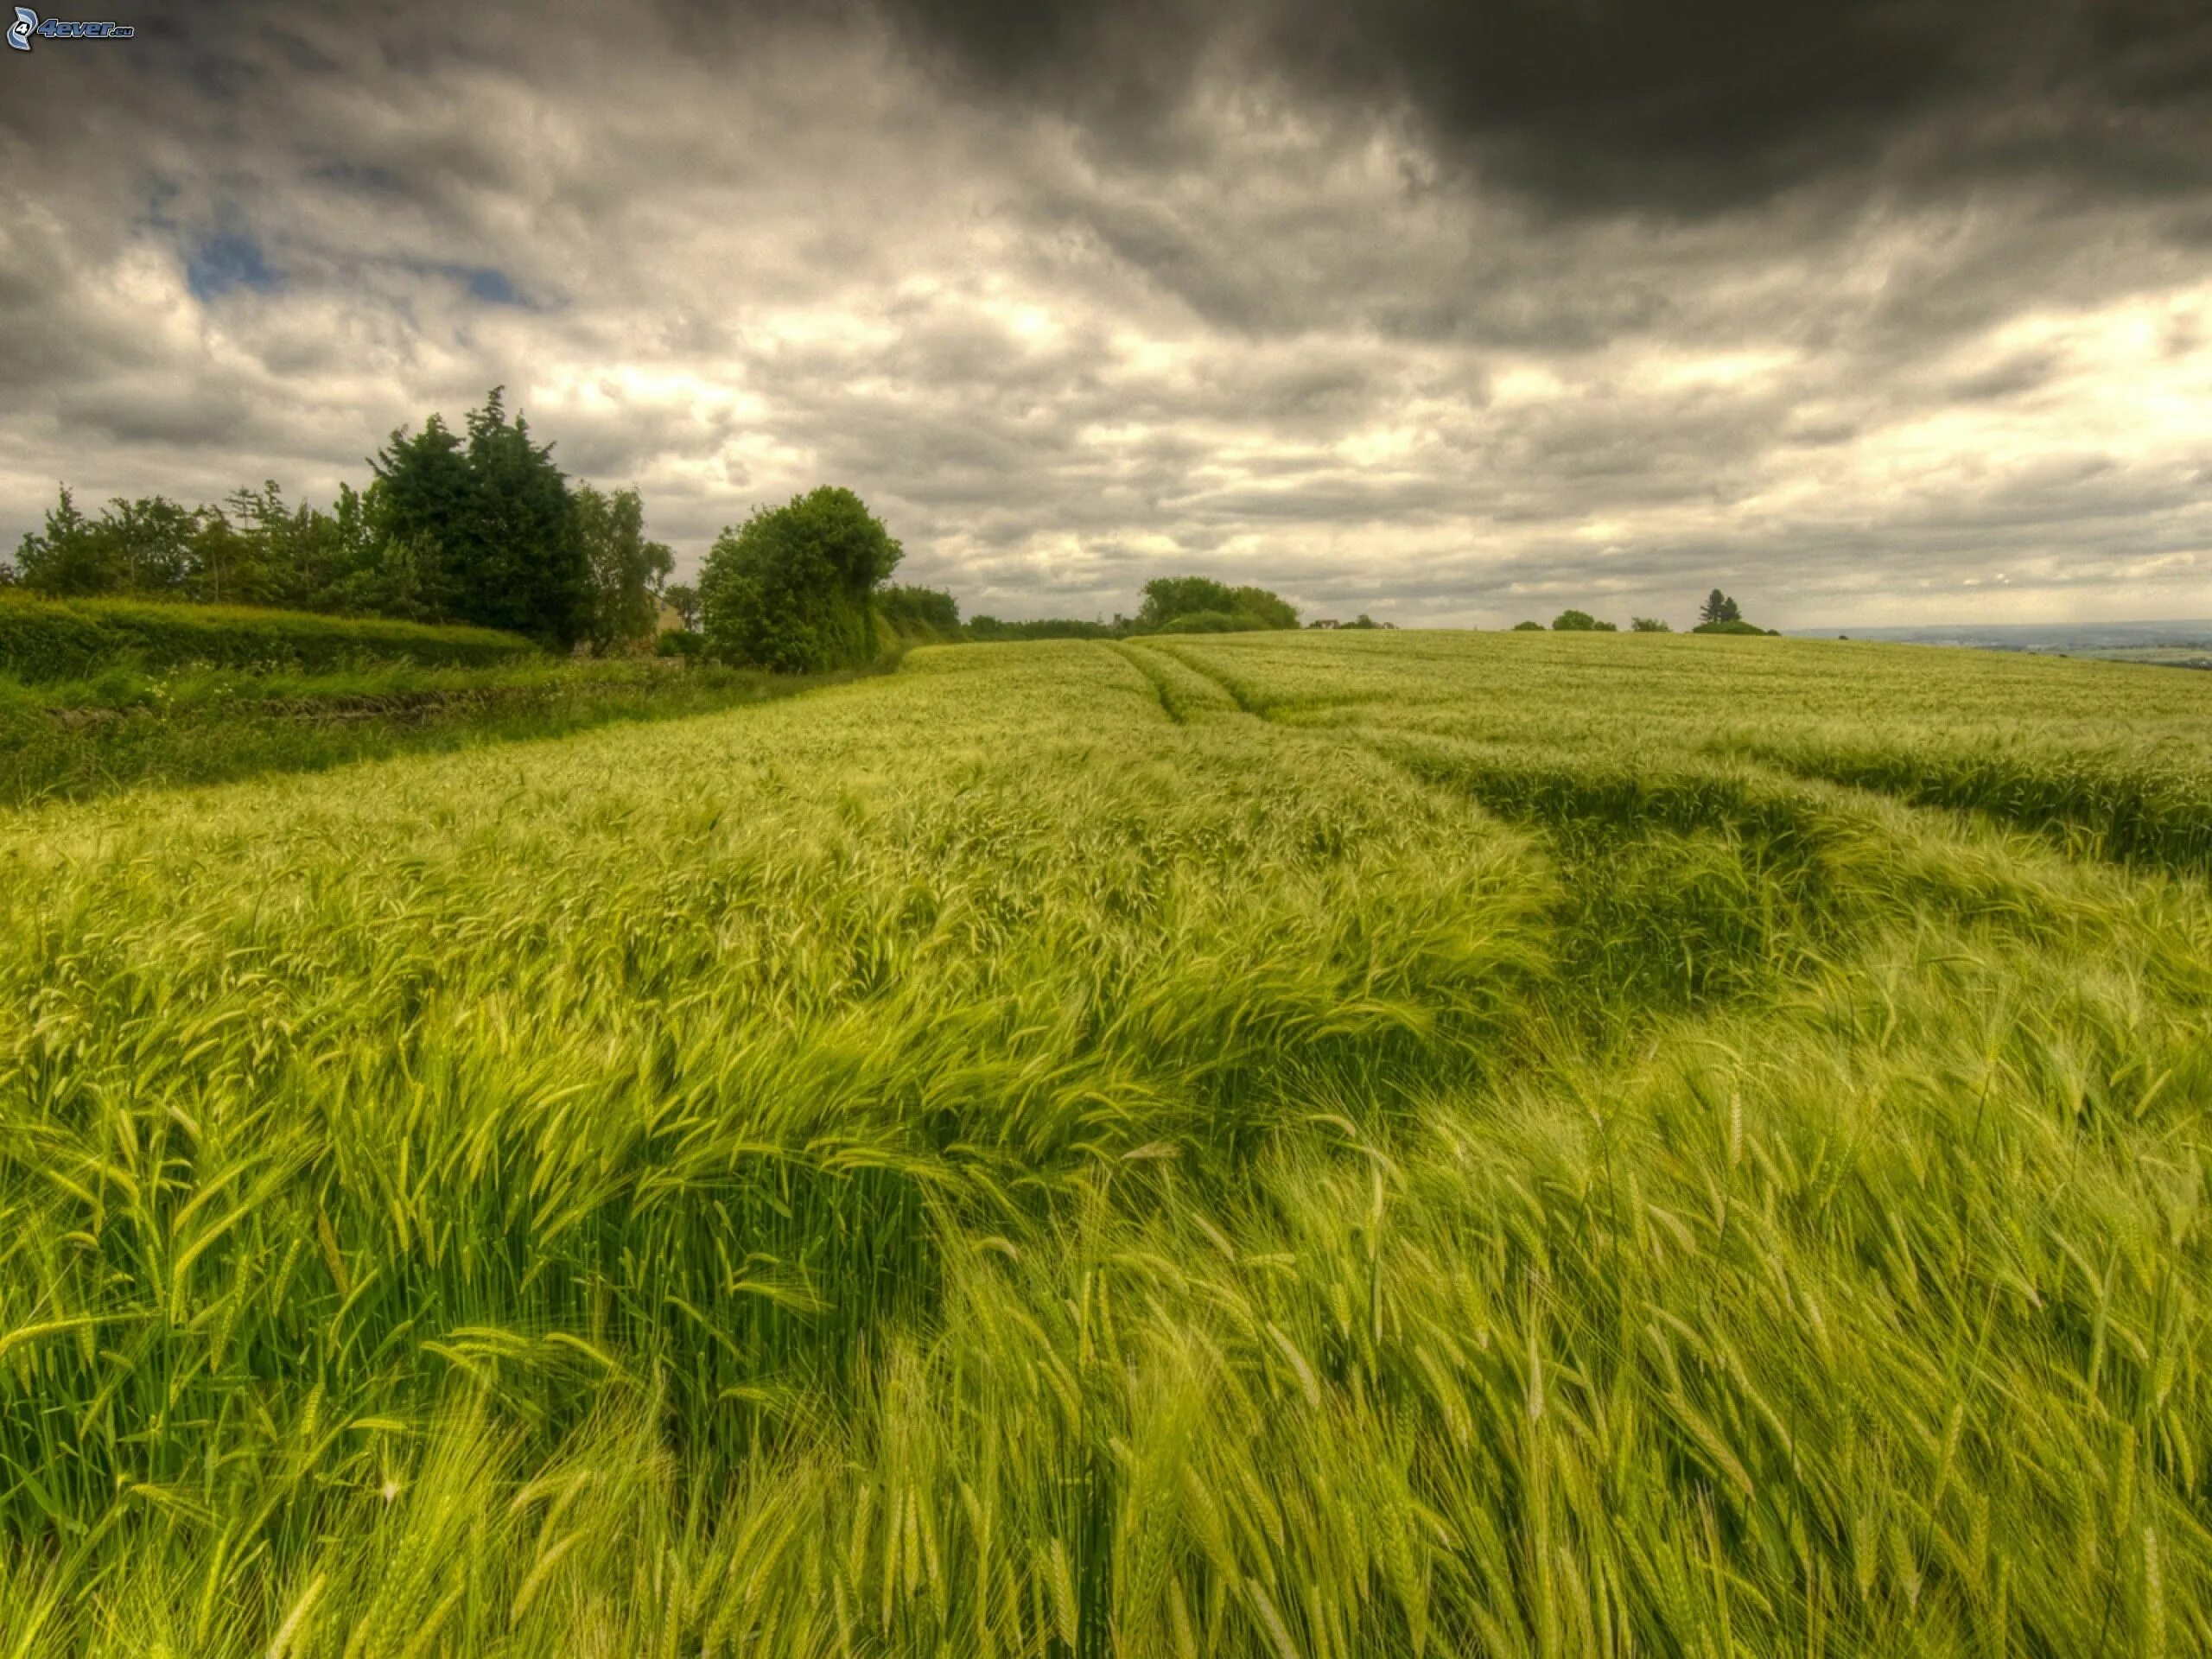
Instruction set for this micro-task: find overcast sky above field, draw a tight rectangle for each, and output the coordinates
[3,1,2209,627]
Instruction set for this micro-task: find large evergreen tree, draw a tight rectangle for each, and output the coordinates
[1700,588,1744,625]
[369,415,470,620]
[370,391,590,648]
[458,391,588,647]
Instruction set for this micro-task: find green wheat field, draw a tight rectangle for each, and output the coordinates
[4,630,2211,1656]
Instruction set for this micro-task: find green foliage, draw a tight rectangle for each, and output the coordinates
[373,389,594,649]
[365,418,473,620]
[0,592,533,682]
[1630,615,1672,632]
[1136,574,1238,626]
[7,632,2212,1654]
[1700,588,1745,625]
[1229,583,1300,630]
[653,627,707,659]
[1512,619,1546,630]
[13,486,200,596]
[12,478,441,620]
[16,397,643,656]
[1693,619,1777,635]
[573,483,675,654]
[1551,608,1618,631]
[877,582,962,642]
[1154,607,1269,634]
[1138,575,1299,632]
[203,481,381,611]
[699,486,903,672]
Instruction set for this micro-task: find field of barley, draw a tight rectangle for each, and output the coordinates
[3,629,2210,1656]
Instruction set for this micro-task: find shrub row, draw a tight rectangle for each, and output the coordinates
[0,594,537,681]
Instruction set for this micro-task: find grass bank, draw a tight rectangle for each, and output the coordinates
[0,657,875,810]
[0,592,534,679]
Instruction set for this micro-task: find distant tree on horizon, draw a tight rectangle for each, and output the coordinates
[1135,575,1300,632]
[1230,584,1300,630]
[1700,588,1744,626]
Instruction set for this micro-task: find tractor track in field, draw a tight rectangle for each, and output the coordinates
[1136,639,1267,716]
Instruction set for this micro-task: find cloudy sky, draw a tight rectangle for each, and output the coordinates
[3,0,2209,627]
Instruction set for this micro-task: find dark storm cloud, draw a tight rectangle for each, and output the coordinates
[0,0,2205,628]
[880,0,2212,213]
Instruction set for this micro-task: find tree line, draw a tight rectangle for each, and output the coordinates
[0,392,1313,672]
[1513,589,1773,634]
[5,386,1775,665]
[3,390,673,654]
[873,573,1305,646]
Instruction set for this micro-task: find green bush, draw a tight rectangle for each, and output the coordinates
[1152,609,1270,635]
[700,487,903,673]
[0,594,537,682]
[654,629,707,660]
[1136,575,1299,632]
[1552,609,1618,632]
[877,584,962,643]
[1511,620,1546,631]
[1691,620,1778,635]
[1227,584,1300,630]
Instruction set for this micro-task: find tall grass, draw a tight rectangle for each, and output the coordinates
[1,632,2209,1654]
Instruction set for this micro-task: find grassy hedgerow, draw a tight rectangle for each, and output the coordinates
[0,592,536,681]
[0,656,884,809]
[1,631,2209,1655]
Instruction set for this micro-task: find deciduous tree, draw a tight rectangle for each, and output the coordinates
[574,484,674,653]
[700,486,903,672]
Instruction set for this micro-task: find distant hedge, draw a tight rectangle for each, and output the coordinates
[0,594,537,681]
[1152,609,1271,635]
